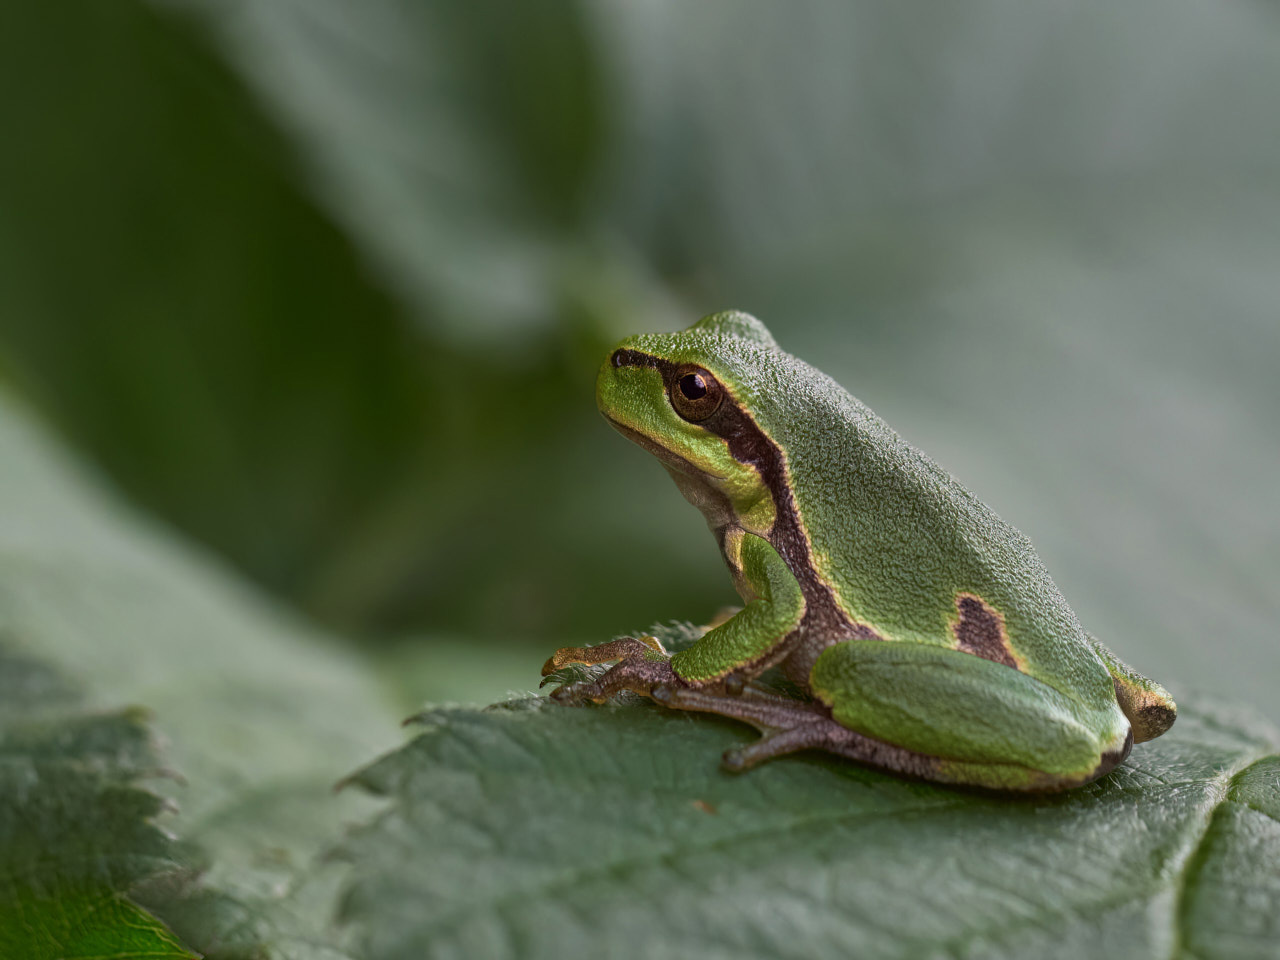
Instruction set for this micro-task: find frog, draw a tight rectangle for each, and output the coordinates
[543,310,1176,792]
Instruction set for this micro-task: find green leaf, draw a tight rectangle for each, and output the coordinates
[0,648,197,959]
[335,689,1280,960]
[165,0,609,338]
[0,0,447,622]
[0,888,195,960]
[0,385,403,956]
[0,0,682,645]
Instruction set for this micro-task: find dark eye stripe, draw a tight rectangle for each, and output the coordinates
[610,348,662,369]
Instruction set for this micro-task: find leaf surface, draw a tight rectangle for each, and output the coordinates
[336,688,1280,960]
[0,384,403,956]
[0,649,197,959]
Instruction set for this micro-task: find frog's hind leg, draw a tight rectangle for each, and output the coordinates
[1084,634,1177,743]
[649,683,939,780]
[810,640,1134,792]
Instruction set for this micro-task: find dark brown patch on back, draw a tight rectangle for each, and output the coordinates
[954,594,1018,669]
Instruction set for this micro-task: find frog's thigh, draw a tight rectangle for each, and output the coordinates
[812,640,1131,790]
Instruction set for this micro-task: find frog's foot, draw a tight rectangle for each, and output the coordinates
[721,721,936,776]
[649,683,935,776]
[543,636,674,704]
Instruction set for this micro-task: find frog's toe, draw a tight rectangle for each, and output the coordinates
[541,654,568,677]
[721,746,749,773]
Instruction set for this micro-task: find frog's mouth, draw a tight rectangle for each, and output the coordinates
[602,413,726,482]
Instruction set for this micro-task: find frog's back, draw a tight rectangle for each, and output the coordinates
[736,345,1115,707]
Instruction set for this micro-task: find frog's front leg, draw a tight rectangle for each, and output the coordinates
[667,532,805,685]
[542,636,677,703]
[545,532,804,704]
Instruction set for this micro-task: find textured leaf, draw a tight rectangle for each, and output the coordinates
[0,888,195,960]
[0,649,197,959]
[336,689,1280,960]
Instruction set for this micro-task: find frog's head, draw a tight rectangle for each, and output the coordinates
[596,310,783,536]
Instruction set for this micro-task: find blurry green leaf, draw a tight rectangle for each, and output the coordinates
[0,0,442,610]
[337,691,1279,960]
[165,0,610,337]
[0,0,698,647]
[595,1,1280,277]
[0,649,197,959]
[0,387,406,956]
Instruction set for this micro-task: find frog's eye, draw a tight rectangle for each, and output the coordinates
[670,365,724,422]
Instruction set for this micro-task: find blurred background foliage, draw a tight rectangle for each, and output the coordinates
[0,0,1277,716]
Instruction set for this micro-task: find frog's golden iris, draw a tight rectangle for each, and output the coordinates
[670,365,723,422]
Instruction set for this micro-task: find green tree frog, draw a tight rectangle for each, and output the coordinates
[544,311,1176,792]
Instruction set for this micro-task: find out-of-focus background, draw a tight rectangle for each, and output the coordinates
[2,1,1278,718]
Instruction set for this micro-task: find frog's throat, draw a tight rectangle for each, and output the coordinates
[602,413,737,534]
[608,349,853,649]
[601,414,726,482]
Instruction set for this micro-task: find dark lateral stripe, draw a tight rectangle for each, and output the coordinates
[609,348,850,638]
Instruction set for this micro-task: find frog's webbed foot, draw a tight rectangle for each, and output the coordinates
[542,636,675,704]
[648,683,847,771]
[650,682,932,776]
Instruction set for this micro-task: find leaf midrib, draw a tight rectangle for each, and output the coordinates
[1166,753,1275,960]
